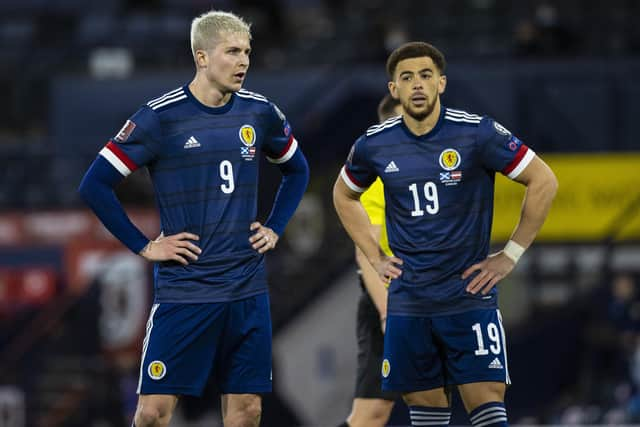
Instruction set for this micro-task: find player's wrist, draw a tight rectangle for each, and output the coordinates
[139,240,153,258]
[503,239,525,263]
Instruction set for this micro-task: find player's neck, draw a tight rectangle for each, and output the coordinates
[404,101,441,136]
[188,77,232,108]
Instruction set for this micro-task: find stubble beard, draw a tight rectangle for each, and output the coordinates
[404,95,437,122]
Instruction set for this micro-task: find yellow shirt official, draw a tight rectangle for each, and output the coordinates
[360,177,393,257]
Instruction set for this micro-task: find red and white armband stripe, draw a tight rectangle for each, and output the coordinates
[99,141,139,177]
[267,135,298,164]
[502,145,535,179]
[339,166,368,193]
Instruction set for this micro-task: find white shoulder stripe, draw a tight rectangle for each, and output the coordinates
[236,92,269,103]
[148,90,185,107]
[368,115,401,131]
[507,148,535,179]
[339,166,367,193]
[147,88,183,106]
[446,111,482,120]
[150,94,187,110]
[446,108,482,119]
[366,117,402,136]
[444,114,481,124]
[238,88,268,101]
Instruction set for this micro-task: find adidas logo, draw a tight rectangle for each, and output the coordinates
[488,357,503,369]
[384,161,399,173]
[184,136,201,149]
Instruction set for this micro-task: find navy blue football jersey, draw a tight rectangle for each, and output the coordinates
[100,86,299,303]
[342,107,535,316]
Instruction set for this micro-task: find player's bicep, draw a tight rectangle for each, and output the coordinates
[511,154,555,187]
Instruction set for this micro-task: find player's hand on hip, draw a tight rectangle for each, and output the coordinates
[249,222,279,254]
[375,255,403,283]
[462,252,515,295]
[139,232,201,265]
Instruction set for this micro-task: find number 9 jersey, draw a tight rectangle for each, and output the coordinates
[340,107,535,317]
[99,86,299,304]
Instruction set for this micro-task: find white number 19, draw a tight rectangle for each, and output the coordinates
[409,182,439,216]
[472,322,501,356]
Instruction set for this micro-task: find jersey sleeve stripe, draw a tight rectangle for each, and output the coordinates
[100,141,138,176]
[503,146,535,179]
[266,136,298,164]
[340,166,367,193]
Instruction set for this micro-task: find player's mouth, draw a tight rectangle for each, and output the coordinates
[410,93,427,106]
[233,72,246,81]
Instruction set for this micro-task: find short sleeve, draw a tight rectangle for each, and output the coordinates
[340,135,377,193]
[98,106,161,177]
[262,102,299,164]
[478,117,536,180]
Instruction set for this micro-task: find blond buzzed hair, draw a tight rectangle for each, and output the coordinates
[190,11,252,58]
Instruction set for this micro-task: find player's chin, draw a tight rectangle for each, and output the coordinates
[229,78,245,91]
[407,107,429,121]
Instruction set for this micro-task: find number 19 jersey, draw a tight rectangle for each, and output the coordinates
[341,107,535,316]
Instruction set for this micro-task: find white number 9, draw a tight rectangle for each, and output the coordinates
[220,160,235,194]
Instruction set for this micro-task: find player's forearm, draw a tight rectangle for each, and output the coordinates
[264,149,310,236]
[333,179,382,265]
[356,246,388,318]
[509,167,558,248]
[78,157,150,254]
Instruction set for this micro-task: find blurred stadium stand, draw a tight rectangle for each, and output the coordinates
[1,0,640,426]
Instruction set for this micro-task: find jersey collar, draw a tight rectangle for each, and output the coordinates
[184,84,236,115]
[400,105,446,140]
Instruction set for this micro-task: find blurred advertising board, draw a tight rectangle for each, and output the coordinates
[492,153,640,242]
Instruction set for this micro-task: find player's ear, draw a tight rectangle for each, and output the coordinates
[438,75,447,95]
[195,49,208,68]
[388,81,398,99]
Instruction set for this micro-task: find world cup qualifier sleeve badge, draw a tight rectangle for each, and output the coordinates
[239,124,257,161]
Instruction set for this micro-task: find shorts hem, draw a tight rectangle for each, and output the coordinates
[221,384,272,394]
[382,381,444,392]
[138,385,203,397]
[453,377,510,386]
[355,392,399,401]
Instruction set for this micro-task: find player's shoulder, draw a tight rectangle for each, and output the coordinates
[443,107,484,127]
[235,88,287,120]
[365,115,403,138]
[145,86,188,112]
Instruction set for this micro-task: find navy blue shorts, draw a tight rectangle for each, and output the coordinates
[137,293,272,396]
[382,309,510,392]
